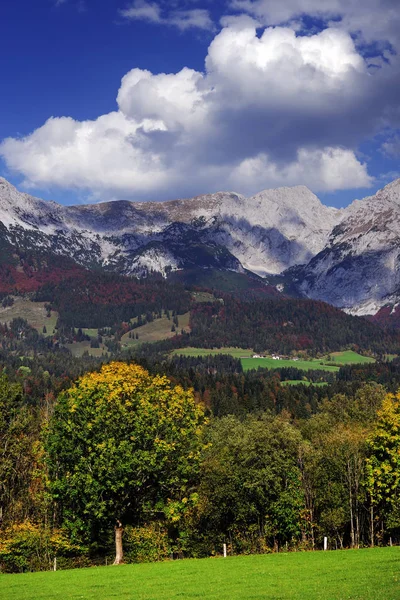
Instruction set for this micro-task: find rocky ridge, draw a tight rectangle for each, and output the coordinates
[0,177,339,276]
[298,179,400,315]
[1,176,400,315]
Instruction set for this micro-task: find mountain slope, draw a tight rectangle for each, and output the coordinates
[0,178,340,277]
[2,176,400,318]
[298,179,400,315]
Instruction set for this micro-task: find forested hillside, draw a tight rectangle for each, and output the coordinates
[187,296,400,354]
[1,260,400,572]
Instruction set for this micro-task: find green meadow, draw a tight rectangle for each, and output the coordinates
[1,548,399,600]
[121,313,191,347]
[281,380,329,387]
[173,348,376,374]
[326,351,376,365]
[240,357,340,372]
[172,347,253,359]
[0,297,58,337]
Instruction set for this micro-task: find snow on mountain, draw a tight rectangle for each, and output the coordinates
[209,186,340,275]
[0,178,340,277]
[2,174,400,316]
[299,179,400,314]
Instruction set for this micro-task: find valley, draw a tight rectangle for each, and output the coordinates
[2,177,400,575]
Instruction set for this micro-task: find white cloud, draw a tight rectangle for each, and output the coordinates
[116,67,207,130]
[229,148,373,193]
[2,19,394,201]
[229,0,400,52]
[119,1,162,23]
[167,9,214,32]
[119,1,214,31]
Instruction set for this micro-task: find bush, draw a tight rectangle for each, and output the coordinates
[0,522,84,573]
[124,523,171,564]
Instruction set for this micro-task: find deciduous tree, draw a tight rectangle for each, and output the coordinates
[46,362,207,563]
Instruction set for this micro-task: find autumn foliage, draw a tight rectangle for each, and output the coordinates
[45,362,207,545]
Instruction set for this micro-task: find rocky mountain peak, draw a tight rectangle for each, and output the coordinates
[2,175,400,317]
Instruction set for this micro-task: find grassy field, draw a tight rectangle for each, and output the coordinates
[326,351,375,365]
[65,342,108,358]
[173,348,376,373]
[241,357,340,372]
[172,347,254,359]
[121,313,191,347]
[81,328,101,338]
[0,297,58,336]
[1,548,400,600]
[281,380,329,387]
[385,354,398,362]
[191,292,218,303]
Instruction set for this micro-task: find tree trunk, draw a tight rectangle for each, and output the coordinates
[348,462,355,549]
[349,490,355,548]
[370,504,374,548]
[310,509,315,550]
[113,520,124,565]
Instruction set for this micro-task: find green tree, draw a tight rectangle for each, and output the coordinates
[301,387,382,549]
[45,362,207,563]
[196,413,305,554]
[366,391,400,544]
[0,375,36,526]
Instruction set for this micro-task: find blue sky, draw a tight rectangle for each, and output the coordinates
[0,0,399,207]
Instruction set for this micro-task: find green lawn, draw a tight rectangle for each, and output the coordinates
[1,548,400,600]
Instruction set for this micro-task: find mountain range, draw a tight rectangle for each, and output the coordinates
[1,176,400,319]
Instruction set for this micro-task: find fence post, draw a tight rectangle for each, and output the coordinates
[53,557,57,571]
[223,543,227,558]
[324,537,328,551]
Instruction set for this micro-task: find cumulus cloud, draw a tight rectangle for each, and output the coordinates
[119,1,214,31]
[2,18,397,201]
[230,0,400,53]
[229,148,373,192]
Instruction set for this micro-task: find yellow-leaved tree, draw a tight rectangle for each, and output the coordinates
[366,391,400,545]
[45,362,207,564]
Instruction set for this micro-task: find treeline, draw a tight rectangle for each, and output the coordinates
[2,315,400,421]
[338,359,400,390]
[2,364,400,573]
[129,354,384,419]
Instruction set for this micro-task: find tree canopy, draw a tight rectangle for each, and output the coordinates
[46,362,207,549]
